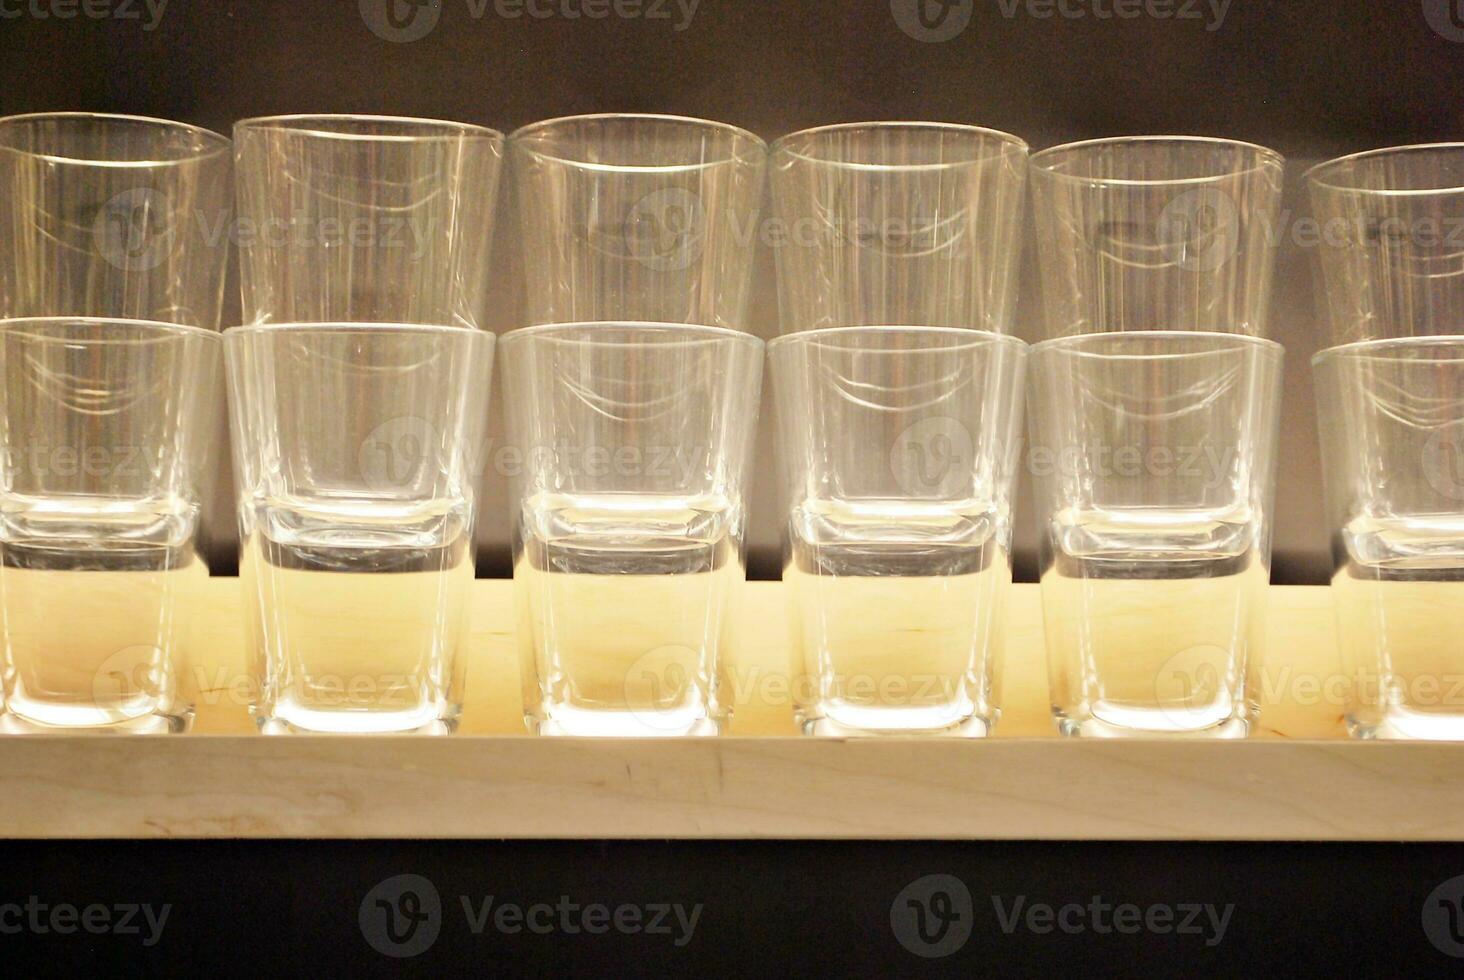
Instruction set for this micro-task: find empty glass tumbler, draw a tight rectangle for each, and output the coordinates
[1314,338,1464,739]
[770,122,1028,333]
[1028,332,1284,737]
[0,112,232,328]
[511,114,766,328]
[1030,136,1284,337]
[500,323,763,736]
[1309,143,1464,344]
[225,324,493,734]
[234,114,504,328]
[0,317,221,732]
[769,327,1025,736]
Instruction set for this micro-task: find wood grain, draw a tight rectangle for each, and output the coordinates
[2,580,1453,841]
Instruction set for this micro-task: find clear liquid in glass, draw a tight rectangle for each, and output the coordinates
[1043,504,1265,738]
[786,497,1007,736]
[0,495,203,732]
[516,490,738,737]
[1335,513,1464,740]
[243,496,472,734]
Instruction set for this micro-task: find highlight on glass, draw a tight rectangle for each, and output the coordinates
[1314,347,1464,738]
[1308,143,1464,346]
[1029,136,1284,338]
[0,112,232,328]
[510,114,767,329]
[500,323,764,737]
[1027,332,1284,738]
[769,327,1025,736]
[233,114,504,328]
[224,324,494,735]
[769,122,1028,334]
[0,317,222,732]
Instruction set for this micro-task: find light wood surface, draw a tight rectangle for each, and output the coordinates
[3,579,1460,840]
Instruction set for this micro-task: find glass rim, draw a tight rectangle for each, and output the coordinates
[507,112,766,172]
[770,120,1028,170]
[1029,135,1285,187]
[499,320,763,350]
[224,322,491,339]
[0,315,222,342]
[767,325,1026,354]
[233,113,505,144]
[1304,142,1464,197]
[0,111,231,167]
[1312,333,1464,366]
[1030,329,1284,359]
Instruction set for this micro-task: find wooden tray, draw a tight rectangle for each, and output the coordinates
[2,582,1460,841]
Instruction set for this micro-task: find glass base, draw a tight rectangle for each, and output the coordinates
[1054,704,1251,738]
[797,702,996,737]
[0,704,190,734]
[530,702,722,737]
[1349,708,1464,741]
[255,700,460,735]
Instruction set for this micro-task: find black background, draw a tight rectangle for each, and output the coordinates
[0,840,1461,973]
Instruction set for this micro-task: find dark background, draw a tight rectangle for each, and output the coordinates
[5,0,1463,580]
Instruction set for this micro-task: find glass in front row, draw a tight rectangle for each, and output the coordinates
[769,328,1025,736]
[0,318,221,732]
[1028,332,1283,738]
[225,324,492,734]
[1315,339,1464,740]
[501,324,763,737]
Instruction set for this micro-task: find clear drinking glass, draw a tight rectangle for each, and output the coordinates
[1314,338,1464,739]
[1028,332,1284,737]
[510,114,766,329]
[1308,143,1464,345]
[500,323,764,736]
[769,122,1028,333]
[0,317,221,732]
[0,112,232,328]
[225,324,493,734]
[234,114,504,328]
[1030,136,1284,337]
[768,327,1026,736]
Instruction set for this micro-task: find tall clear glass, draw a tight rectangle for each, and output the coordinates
[1030,136,1284,338]
[0,112,232,328]
[234,114,504,328]
[1308,143,1464,345]
[225,324,493,734]
[1315,344,1464,739]
[1028,332,1283,738]
[0,317,221,732]
[770,122,1027,334]
[500,323,763,736]
[510,114,766,329]
[769,327,1025,736]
